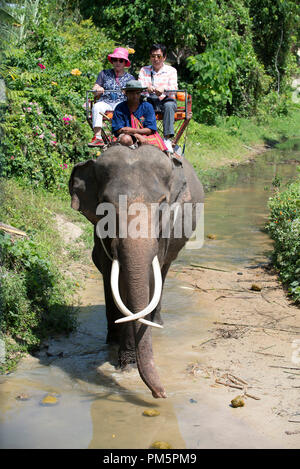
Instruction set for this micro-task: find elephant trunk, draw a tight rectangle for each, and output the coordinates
[117,239,166,399]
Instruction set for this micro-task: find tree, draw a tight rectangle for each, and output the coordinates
[78,0,237,69]
[78,0,269,122]
[249,0,300,91]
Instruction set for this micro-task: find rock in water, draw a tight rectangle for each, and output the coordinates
[143,409,160,417]
[151,441,172,449]
[250,284,261,291]
[16,394,30,401]
[231,396,245,408]
[41,395,58,406]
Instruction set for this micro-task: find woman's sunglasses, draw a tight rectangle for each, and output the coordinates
[111,58,125,63]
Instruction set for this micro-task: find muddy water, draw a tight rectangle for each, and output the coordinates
[0,143,299,449]
[182,141,300,269]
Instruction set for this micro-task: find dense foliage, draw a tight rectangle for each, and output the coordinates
[0,0,298,175]
[267,175,300,303]
[250,0,299,87]
[78,0,299,122]
[0,3,114,189]
[0,179,77,371]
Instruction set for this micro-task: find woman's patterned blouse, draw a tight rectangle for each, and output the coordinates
[95,69,135,104]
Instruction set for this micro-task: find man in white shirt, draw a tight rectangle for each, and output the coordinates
[138,44,178,153]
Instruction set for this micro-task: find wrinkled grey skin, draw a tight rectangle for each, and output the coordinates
[69,145,204,398]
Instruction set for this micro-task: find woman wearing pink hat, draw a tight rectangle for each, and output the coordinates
[88,47,135,147]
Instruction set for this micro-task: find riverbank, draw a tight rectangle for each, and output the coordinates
[0,180,89,373]
[267,180,300,303]
[167,263,300,448]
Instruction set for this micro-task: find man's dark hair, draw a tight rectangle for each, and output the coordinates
[150,44,167,57]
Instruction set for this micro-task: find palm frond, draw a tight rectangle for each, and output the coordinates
[6,88,25,100]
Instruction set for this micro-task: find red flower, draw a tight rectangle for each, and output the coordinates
[38,63,46,70]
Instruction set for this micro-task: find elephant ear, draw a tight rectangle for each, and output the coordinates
[69,159,100,225]
[169,162,191,205]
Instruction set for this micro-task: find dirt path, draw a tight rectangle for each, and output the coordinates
[168,263,300,446]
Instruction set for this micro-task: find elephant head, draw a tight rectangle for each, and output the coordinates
[69,145,204,398]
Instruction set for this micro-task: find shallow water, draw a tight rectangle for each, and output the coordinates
[182,146,300,269]
[0,145,299,449]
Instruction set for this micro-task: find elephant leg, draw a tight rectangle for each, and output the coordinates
[118,322,137,369]
[92,242,122,345]
[102,270,123,345]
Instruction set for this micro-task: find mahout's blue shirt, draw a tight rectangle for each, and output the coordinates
[111,101,157,136]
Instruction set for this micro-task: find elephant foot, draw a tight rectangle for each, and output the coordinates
[121,362,137,372]
[152,389,167,399]
[118,349,136,369]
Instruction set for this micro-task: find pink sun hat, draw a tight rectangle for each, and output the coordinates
[107,47,131,67]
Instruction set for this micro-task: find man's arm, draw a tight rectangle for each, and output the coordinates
[117,127,152,136]
[152,67,177,99]
[142,102,158,131]
[111,106,127,136]
[164,67,177,99]
[138,67,153,94]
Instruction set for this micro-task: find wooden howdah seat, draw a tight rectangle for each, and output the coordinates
[85,89,192,147]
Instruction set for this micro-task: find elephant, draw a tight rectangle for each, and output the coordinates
[69,144,204,398]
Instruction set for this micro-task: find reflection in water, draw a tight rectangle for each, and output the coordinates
[0,146,299,448]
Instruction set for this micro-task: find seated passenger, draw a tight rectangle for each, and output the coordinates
[88,48,135,147]
[111,80,167,151]
[138,43,178,153]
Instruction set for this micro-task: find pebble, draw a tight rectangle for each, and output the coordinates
[41,394,58,406]
[250,284,262,291]
[16,394,30,401]
[143,409,160,417]
[151,441,172,449]
[231,396,245,408]
[207,234,217,240]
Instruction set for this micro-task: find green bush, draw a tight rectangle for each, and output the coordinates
[185,36,270,123]
[0,179,78,372]
[0,233,77,371]
[0,18,115,189]
[267,176,300,302]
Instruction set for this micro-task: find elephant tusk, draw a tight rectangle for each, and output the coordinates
[114,256,162,324]
[110,258,163,329]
